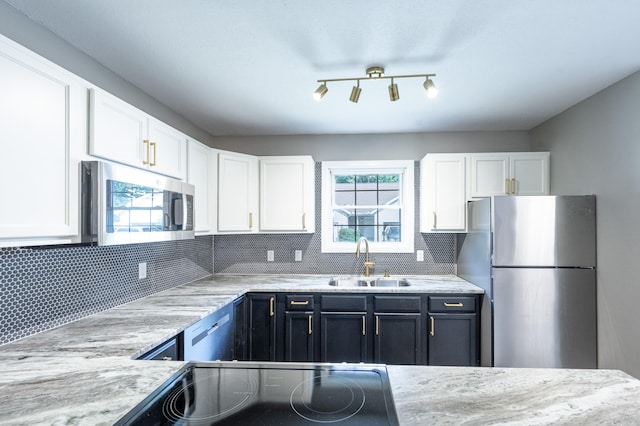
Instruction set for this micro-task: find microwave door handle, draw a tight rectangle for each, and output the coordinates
[173,197,184,228]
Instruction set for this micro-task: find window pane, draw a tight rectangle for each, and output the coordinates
[356,190,377,206]
[335,190,355,206]
[379,190,399,205]
[331,208,401,243]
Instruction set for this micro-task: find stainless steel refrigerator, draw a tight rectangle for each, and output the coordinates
[458,195,597,368]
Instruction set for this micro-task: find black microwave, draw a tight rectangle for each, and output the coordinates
[81,161,194,246]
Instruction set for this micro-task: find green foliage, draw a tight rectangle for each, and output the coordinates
[337,227,360,242]
[335,174,399,184]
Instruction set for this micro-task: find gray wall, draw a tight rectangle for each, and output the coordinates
[211,131,530,160]
[530,70,640,378]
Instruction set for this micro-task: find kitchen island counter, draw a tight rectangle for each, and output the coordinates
[1,274,639,424]
[2,358,640,425]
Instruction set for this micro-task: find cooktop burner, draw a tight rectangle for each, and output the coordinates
[115,361,398,425]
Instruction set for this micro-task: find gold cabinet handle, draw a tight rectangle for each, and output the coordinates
[430,316,435,336]
[269,297,274,317]
[505,178,510,195]
[290,300,309,306]
[432,211,437,230]
[511,178,516,194]
[249,212,253,229]
[362,316,366,336]
[308,315,312,335]
[150,141,157,166]
[302,213,307,230]
[375,315,379,336]
[143,139,151,165]
[444,302,464,307]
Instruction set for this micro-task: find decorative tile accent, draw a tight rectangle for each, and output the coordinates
[215,162,456,275]
[0,237,212,345]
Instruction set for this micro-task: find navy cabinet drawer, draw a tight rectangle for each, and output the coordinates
[321,295,367,311]
[286,295,314,311]
[428,296,476,313]
[374,296,421,312]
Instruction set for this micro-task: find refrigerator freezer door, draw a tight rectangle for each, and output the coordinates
[493,267,597,368]
[492,195,596,267]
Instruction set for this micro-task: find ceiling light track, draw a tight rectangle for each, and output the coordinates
[313,66,437,103]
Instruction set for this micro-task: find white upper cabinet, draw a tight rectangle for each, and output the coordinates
[420,154,467,232]
[469,152,549,198]
[259,156,315,233]
[147,117,188,179]
[217,151,259,232]
[509,153,550,196]
[89,88,187,180]
[0,35,85,247]
[187,140,217,235]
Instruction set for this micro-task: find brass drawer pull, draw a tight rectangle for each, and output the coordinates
[308,315,312,334]
[290,300,309,306]
[362,316,366,336]
[375,315,379,336]
[430,316,435,336]
[269,297,275,317]
[444,302,464,307]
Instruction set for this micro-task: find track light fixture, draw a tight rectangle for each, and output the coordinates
[349,80,362,103]
[313,83,328,101]
[388,78,399,102]
[313,66,436,102]
[423,77,438,98]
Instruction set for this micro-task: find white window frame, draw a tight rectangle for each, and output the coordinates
[321,160,415,253]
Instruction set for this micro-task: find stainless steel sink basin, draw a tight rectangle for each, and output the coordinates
[327,277,411,287]
[370,278,411,287]
[328,278,370,287]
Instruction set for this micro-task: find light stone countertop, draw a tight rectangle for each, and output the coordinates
[1,274,640,425]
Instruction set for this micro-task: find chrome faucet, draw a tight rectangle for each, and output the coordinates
[355,236,376,277]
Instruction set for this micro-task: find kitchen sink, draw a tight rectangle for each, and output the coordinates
[370,278,411,287]
[327,277,411,287]
[328,278,370,287]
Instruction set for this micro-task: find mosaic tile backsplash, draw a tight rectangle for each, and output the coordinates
[0,237,212,345]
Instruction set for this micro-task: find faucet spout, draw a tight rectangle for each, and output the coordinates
[355,237,376,277]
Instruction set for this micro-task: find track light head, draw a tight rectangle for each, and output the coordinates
[423,78,438,98]
[388,79,399,102]
[349,81,362,103]
[313,83,328,101]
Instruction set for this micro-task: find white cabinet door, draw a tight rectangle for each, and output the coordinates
[420,154,467,232]
[260,156,315,232]
[0,35,84,246]
[187,140,217,234]
[469,153,510,198]
[217,151,259,232]
[89,88,187,179]
[470,152,549,197]
[147,117,187,179]
[510,152,550,196]
[89,88,146,168]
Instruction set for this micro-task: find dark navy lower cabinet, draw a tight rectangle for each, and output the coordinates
[427,295,480,366]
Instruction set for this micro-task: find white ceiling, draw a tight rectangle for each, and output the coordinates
[5,0,640,137]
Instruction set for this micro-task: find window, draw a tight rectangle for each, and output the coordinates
[321,160,414,253]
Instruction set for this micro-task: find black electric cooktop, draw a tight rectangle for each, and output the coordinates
[116,361,399,425]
